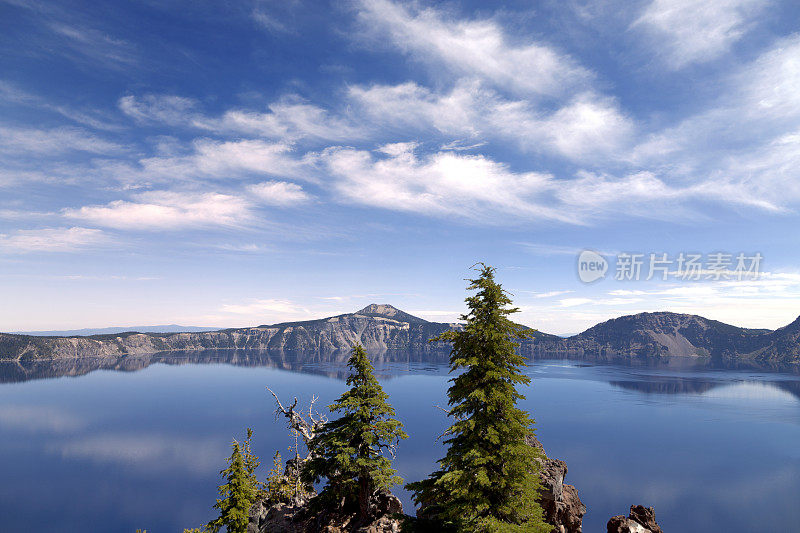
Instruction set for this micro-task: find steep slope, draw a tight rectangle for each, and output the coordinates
[751,316,800,365]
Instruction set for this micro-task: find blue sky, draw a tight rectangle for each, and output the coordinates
[2,0,800,333]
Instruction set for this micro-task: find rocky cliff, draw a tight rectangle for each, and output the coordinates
[2,305,799,367]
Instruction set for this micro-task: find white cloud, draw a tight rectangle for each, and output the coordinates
[195,98,364,142]
[350,81,634,161]
[63,191,256,230]
[320,142,573,223]
[132,139,309,185]
[120,93,364,142]
[555,171,685,212]
[349,80,482,136]
[531,290,574,299]
[0,227,110,253]
[633,0,768,68]
[0,125,122,155]
[248,181,310,206]
[354,0,590,96]
[559,297,593,307]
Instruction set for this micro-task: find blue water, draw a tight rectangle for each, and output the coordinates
[0,352,798,532]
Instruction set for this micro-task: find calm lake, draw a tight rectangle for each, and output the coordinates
[1,351,799,532]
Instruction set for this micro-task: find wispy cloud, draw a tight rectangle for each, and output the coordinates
[350,80,634,161]
[0,81,121,130]
[4,0,140,70]
[104,138,311,188]
[118,94,198,125]
[633,0,768,68]
[120,93,365,142]
[62,191,257,231]
[248,181,311,206]
[320,142,571,224]
[629,35,800,211]
[0,125,122,155]
[531,290,574,299]
[45,22,138,69]
[354,0,590,96]
[0,227,111,253]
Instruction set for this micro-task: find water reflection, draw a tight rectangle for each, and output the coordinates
[610,374,800,401]
[0,349,452,384]
[1,352,799,532]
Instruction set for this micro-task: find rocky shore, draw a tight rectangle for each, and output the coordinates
[247,433,663,533]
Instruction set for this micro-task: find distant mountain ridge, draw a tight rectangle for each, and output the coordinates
[1,304,798,367]
[12,325,221,336]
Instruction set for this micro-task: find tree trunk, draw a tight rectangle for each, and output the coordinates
[358,476,371,523]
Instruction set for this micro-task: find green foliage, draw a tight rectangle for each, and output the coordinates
[407,264,551,533]
[303,344,408,520]
[206,430,261,533]
[265,450,303,504]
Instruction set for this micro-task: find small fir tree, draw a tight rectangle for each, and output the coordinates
[207,436,259,533]
[303,344,408,522]
[241,428,263,492]
[407,264,551,533]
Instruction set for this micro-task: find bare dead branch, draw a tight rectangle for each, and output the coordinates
[266,386,328,462]
[434,404,451,415]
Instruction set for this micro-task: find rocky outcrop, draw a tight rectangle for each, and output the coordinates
[526,434,586,533]
[607,505,663,533]
[249,490,403,533]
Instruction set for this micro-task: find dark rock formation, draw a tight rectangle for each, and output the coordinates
[607,505,663,533]
[526,434,586,533]
[249,490,403,533]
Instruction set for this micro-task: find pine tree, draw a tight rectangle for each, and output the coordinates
[407,264,551,533]
[207,437,259,533]
[303,344,408,522]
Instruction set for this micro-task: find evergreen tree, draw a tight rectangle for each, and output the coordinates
[407,264,550,533]
[207,436,259,533]
[304,344,408,522]
[241,428,262,491]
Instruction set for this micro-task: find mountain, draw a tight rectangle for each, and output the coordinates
[1,305,798,368]
[550,312,772,360]
[11,325,221,336]
[0,304,454,361]
[526,311,799,367]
